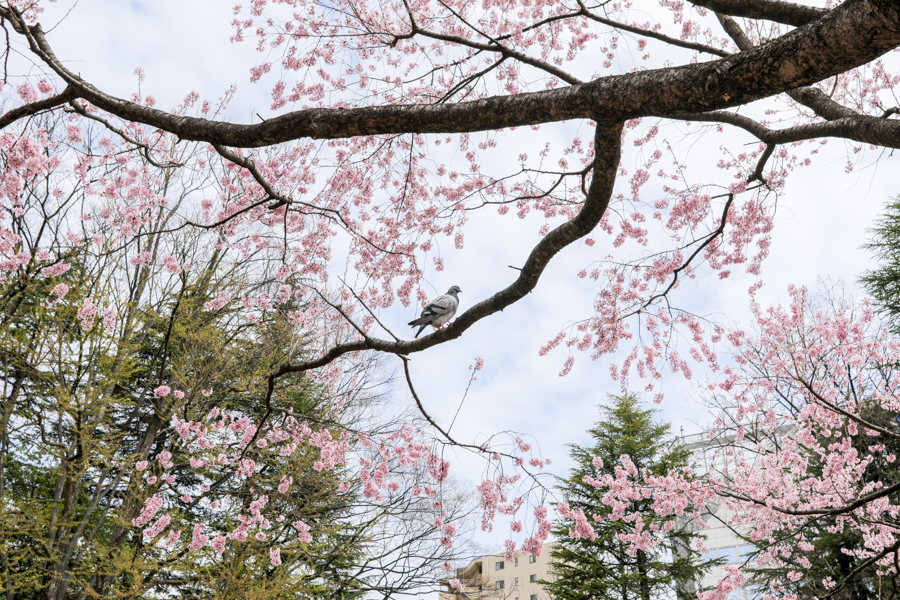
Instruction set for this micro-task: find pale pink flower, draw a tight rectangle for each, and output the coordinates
[212,535,227,554]
[49,283,68,302]
[189,524,209,551]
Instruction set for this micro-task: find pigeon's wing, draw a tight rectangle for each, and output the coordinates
[423,294,458,329]
[408,293,457,326]
[409,294,449,325]
[409,292,459,337]
[424,294,457,316]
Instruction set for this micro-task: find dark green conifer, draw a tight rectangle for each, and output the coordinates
[544,394,716,600]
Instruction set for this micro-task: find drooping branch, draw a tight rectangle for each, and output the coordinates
[624,194,735,319]
[269,122,623,377]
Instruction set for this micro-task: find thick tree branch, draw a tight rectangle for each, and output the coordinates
[692,0,828,27]
[0,0,896,146]
[270,122,623,377]
[716,12,860,122]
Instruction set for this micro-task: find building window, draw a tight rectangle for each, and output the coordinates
[699,548,717,562]
[529,555,537,564]
[496,581,505,589]
[530,574,537,583]
[531,595,538,600]
[719,547,739,564]
[515,577,519,585]
[496,561,505,570]
[515,557,519,567]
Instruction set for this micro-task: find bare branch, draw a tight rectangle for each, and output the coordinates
[67,99,184,169]
[577,0,731,57]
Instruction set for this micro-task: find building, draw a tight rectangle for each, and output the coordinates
[440,543,557,600]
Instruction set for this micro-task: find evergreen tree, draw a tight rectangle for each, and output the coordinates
[544,394,716,600]
[861,198,900,332]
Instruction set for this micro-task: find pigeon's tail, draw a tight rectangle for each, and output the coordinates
[408,316,432,338]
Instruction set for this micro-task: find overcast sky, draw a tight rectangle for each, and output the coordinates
[18,0,900,558]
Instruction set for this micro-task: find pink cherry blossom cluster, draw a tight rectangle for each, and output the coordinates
[129,392,469,569]
[584,287,900,599]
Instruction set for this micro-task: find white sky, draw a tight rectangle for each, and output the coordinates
[19,0,900,561]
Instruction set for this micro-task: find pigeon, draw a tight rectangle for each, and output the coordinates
[408,286,462,338]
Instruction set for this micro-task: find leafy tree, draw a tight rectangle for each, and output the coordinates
[545,394,716,600]
[0,124,471,600]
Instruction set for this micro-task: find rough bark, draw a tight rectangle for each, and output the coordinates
[690,0,829,27]
[0,0,897,146]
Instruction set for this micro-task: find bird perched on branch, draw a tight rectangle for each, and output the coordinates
[408,286,462,338]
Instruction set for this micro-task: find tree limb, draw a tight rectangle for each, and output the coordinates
[270,122,623,377]
[0,1,896,146]
[0,85,77,129]
[692,0,828,27]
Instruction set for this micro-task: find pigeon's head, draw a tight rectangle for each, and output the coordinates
[447,285,462,295]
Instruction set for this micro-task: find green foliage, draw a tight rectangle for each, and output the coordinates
[0,232,364,599]
[543,394,716,600]
[0,118,467,600]
[862,198,900,333]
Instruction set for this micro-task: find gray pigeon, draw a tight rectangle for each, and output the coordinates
[408,286,462,338]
